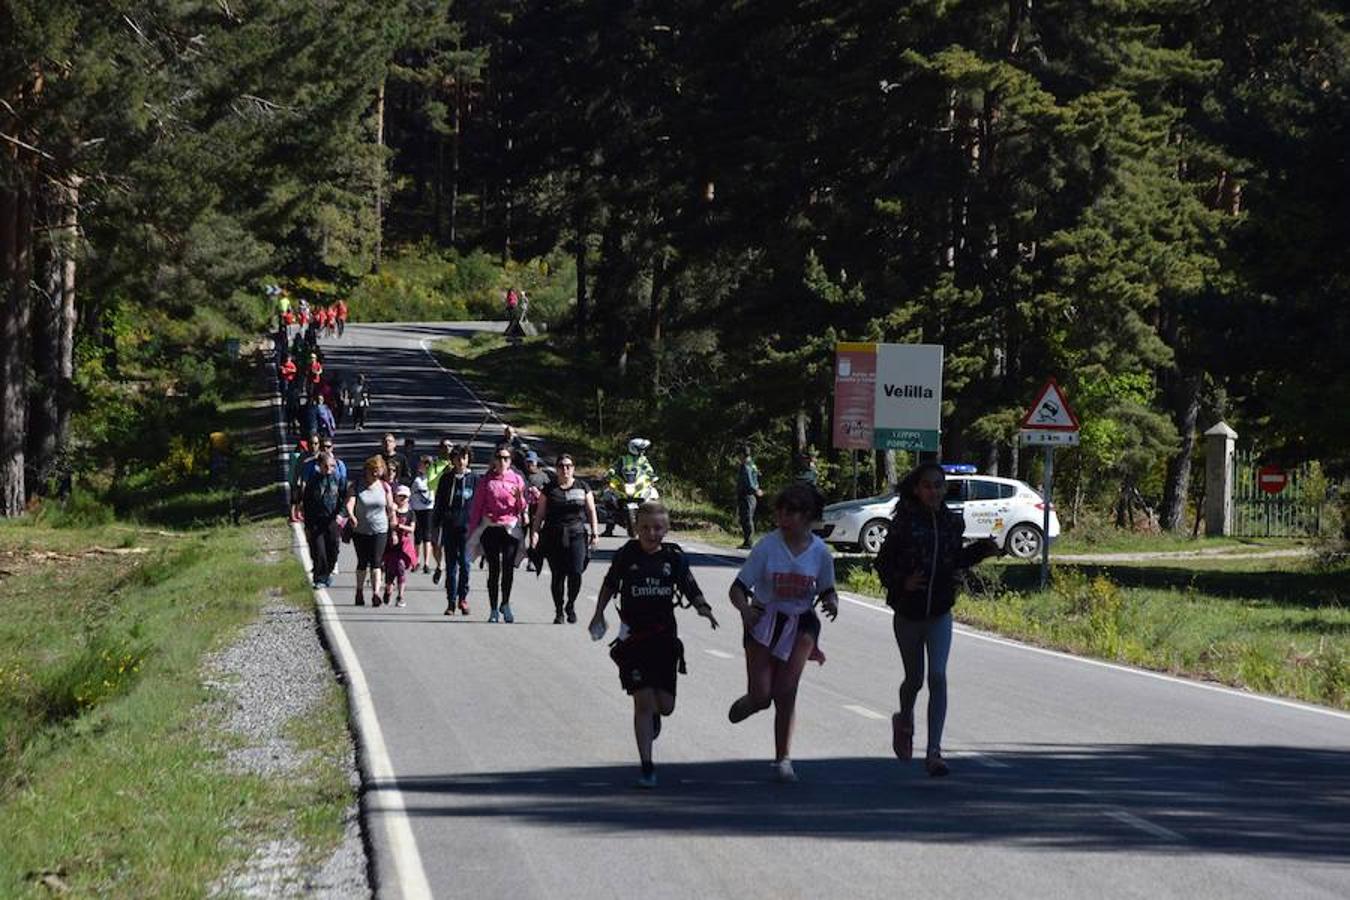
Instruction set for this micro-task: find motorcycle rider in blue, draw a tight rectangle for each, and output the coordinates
[602,438,657,537]
[431,445,478,616]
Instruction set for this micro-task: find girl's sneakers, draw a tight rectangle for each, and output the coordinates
[774,758,798,783]
[488,609,500,623]
[501,604,514,623]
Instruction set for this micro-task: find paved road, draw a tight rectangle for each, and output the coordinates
[310,322,1350,900]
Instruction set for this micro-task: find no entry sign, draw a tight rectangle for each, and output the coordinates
[1258,464,1288,495]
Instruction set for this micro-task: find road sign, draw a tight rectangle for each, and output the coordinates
[1020,378,1080,431]
[832,343,876,450]
[1020,430,1080,446]
[831,342,944,452]
[1258,464,1288,495]
[873,343,944,452]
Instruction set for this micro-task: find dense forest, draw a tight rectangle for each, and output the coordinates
[2,1,1347,527]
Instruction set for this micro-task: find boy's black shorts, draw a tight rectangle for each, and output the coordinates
[610,632,685,696]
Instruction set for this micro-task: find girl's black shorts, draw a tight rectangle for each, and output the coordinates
[742,608,822,650]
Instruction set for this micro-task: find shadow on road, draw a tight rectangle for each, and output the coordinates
[373,744,1348,859]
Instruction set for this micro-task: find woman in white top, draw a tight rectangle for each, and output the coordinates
[727,483,838,782]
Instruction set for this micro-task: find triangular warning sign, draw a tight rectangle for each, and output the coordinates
[1020,378,1080,431]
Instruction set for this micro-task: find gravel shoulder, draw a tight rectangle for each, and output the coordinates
[204,592,370,898]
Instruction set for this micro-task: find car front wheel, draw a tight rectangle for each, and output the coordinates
[859,518,890,555]
[1005,523,1044,559]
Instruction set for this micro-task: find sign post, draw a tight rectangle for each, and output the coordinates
[1018,379,1080,590]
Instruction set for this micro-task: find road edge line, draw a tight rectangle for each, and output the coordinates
[290,522,434,900]
[419,337,501,425]
[835,591,1350,722]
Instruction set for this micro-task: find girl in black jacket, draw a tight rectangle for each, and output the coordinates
[874,462,999,775]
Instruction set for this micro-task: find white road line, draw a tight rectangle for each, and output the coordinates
[961,752,1011,769]
[419,338,498,424]
[843,704,888,721]
[291,524,434,900]
[837,592,1350,722]
[704,649,735,659]
[1105,810,1185,842]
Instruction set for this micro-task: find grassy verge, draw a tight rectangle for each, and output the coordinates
[837,554,1348,710]
[1049,529,1308,556]
[0,520,353,897]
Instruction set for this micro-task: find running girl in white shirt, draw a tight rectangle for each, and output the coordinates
[727,484,838,782]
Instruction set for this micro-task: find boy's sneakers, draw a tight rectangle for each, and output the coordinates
[774,758,798,783]
[501,604,515,623]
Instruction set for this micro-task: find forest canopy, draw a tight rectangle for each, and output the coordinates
[3,0,1346,525]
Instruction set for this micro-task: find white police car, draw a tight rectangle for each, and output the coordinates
[814,465,1061,558]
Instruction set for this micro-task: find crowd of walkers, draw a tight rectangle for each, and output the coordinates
[281,296,1002,789]
[293,433,995,789]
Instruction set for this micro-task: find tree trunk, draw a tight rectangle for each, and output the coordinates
[372,78,386,272]
[434,132,445,242]
[573,201,589,343]
[1,170,34,515]
[28,195,60,495]
[1160,372,1203,531]
[647,252,668,400]
[794,408,808,455]
[449,92,461,245]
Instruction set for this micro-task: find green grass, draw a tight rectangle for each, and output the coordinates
[837,554,1348,709]
[1050,528,1307,556]
[0,520,353,897]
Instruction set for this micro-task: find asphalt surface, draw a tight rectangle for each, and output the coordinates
[312,322,1350,900]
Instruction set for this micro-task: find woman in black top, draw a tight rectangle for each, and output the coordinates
[529,454,601,623]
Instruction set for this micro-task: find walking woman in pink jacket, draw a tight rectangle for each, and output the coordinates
[467,443,529,622]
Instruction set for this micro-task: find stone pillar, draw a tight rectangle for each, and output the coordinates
[1204,422,1238,536]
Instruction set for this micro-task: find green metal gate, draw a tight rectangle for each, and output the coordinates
[1232,451,1325,538]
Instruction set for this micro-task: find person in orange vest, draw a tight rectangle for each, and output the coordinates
[279,355,297,386]
[335,299,349,336]
[308,353,324,399]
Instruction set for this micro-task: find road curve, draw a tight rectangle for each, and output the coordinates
[311,321,1350,900]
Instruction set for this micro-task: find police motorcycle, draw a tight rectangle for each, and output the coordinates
[601,438,660,537]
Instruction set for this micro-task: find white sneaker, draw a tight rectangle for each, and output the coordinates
[774,758,798,783]
[395,599,406,608]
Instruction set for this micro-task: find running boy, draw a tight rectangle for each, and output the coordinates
[589,502,719,789]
